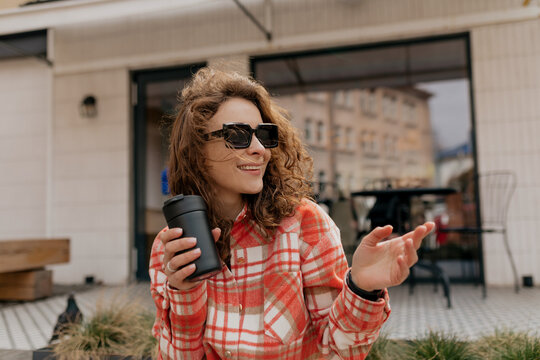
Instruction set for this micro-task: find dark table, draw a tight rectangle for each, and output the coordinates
[352,187,456,308]
[352,187,456,197]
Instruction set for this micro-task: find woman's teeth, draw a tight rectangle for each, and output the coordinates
[238,165,259,170]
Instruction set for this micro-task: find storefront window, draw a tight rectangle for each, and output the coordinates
[253,35,477,283]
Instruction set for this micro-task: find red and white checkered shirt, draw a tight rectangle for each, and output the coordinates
[150,199,390,359]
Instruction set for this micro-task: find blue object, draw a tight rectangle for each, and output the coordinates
[161,168,170,195]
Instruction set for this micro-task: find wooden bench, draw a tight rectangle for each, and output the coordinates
[0,239,70,301]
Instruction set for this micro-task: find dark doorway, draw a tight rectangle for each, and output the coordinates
[132,64,205,280]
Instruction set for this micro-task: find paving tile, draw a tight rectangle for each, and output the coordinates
[2,308,31,350]
[0,310,12,348]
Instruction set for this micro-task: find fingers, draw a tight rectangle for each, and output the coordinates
[211,228,222,243]
[171,263,197,282]
[166,247,201,274]
[411,225,427,250]
[361,225,393,247]
[159,227,197,269]
[163,243,202,288]
[160,227,182,246]
[164,235,196,255]
[404,238,418,267]
[424,221,436,234]
[402,221,435,250]
[395,255,410,285]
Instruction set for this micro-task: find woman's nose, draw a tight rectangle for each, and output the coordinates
[247,134,265,154]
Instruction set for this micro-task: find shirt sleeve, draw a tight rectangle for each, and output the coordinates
[299,201,391,360]
[149,230,208,360]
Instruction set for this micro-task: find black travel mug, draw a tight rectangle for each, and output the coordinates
[162,194,222,281]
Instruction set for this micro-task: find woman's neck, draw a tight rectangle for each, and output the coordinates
[220,196,244,220]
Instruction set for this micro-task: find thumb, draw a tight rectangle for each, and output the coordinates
[211,228,222,243]
[361,225,393,247]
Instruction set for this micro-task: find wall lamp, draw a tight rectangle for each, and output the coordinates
[80,95,98,118]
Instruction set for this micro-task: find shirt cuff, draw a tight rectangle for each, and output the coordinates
[333,274,390,334]
[166,280,207,314]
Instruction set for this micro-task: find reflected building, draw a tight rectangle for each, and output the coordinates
[276,87,434,198]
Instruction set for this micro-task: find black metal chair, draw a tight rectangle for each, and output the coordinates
[355,188,452,307]
[439,171,519,294]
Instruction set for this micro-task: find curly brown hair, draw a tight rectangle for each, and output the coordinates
[168,67,313,262]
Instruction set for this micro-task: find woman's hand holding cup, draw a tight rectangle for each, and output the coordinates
[160,227,221,291]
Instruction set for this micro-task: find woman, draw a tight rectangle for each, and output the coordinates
[149,68,434,359]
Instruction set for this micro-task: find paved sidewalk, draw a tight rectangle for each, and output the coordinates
[1,282,538,357]
[384,284,540,339]
[0,283,153,352]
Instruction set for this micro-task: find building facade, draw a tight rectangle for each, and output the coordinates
[1,0,539,286]
[276,87,434,197]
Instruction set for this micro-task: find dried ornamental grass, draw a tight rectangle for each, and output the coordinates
[365,332,407,360]
[51,297,158,360]
[404,330,479,360]
[473,329,540,360]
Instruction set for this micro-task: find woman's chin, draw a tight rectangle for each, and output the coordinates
[242,184,264,195]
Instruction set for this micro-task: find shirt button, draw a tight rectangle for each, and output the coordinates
[237,257,245,264]
[224,350,232,358]
[239,304,243,311]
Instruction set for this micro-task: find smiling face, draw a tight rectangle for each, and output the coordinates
[204,97,272,214]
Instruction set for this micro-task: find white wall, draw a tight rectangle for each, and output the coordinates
[50,69,131,284]
[472,19,540,286]
[0,58,51,239]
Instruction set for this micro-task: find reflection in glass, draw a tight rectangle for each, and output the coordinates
[258,36,476,282]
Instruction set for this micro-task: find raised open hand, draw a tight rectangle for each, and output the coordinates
[350,222,435,292]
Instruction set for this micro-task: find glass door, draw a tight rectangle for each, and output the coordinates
[132,64,204,280]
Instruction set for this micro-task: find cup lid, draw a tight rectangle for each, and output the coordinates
[162,194,207,223]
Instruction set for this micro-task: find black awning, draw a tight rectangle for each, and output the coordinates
[0,29,48,62]
[252,35,468,95]
[21,0,68,6]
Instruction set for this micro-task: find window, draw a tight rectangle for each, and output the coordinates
[348,174,355,192]
[361,131,369,152]
[371,131,379,153]
[305,118,313,142]
[253,35,476,284]
[335,172,344,193]
[403,100,417,127]
[334,125,342,148]
[316,121,326,145]
[318,170,326,183]
[361,131,378,156]
[382,93,397,121]
[307,91,326,103]
[384,135,398,158]
[318,170,327,194]
[334,90,353,108]
[344,91,352,107]
[360,90,377,116]
[345,127,355,150]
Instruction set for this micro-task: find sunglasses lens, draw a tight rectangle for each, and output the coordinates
[256,125,278,148]
[218,123,278,149]
[224,124,251,148]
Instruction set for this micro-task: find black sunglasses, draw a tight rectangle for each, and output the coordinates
[203,122,279,149]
